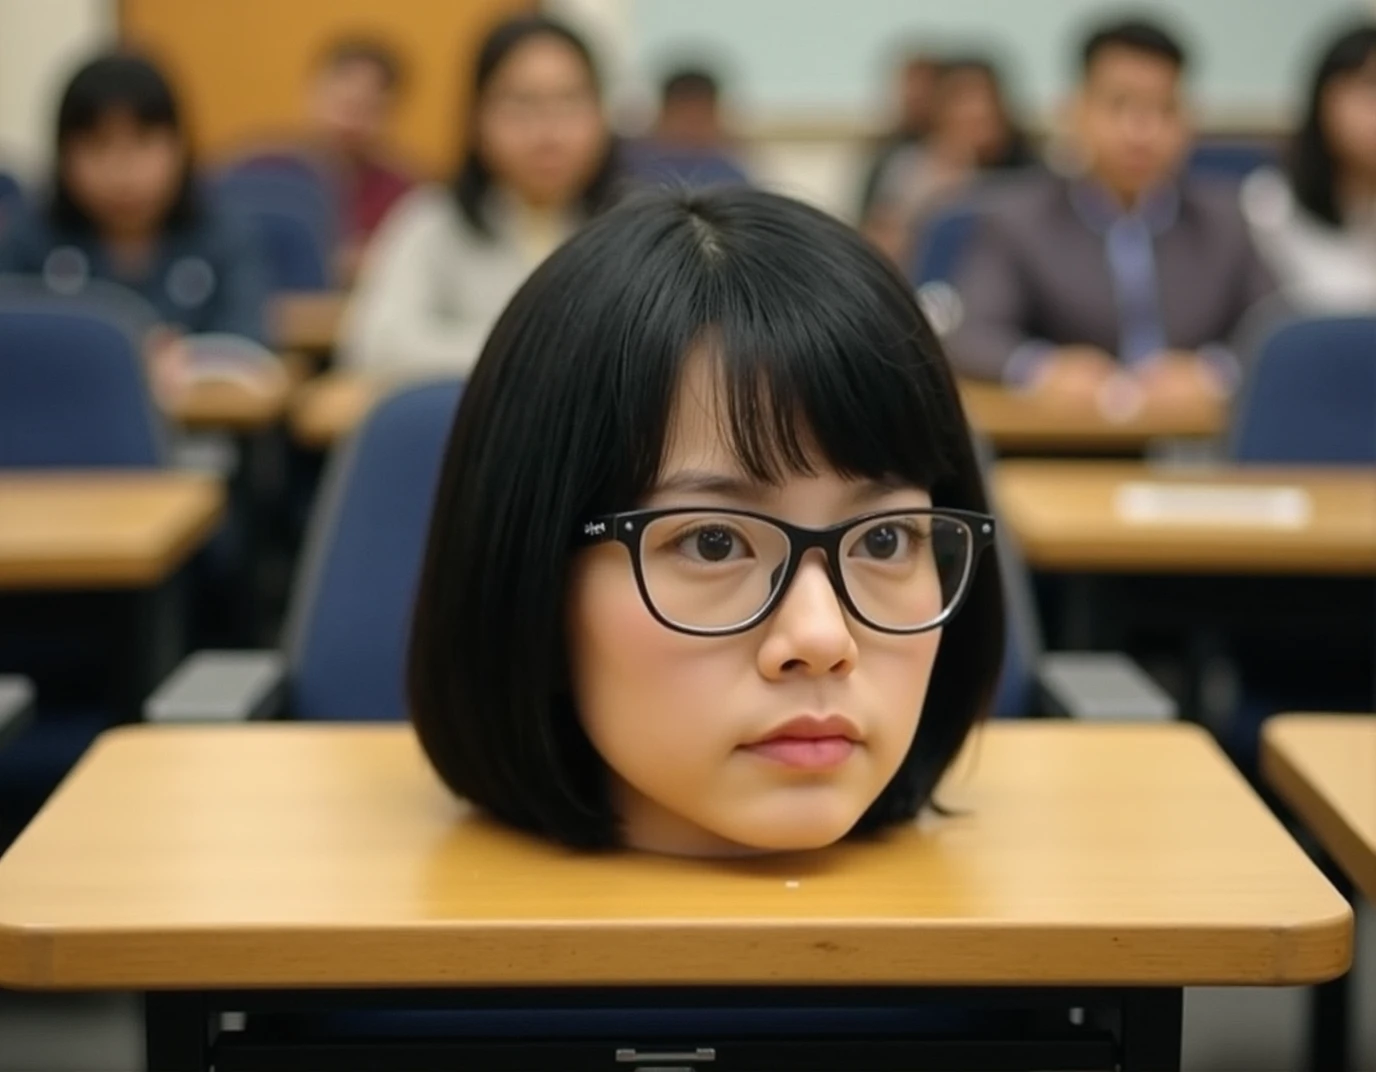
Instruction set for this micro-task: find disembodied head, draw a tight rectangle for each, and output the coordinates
[409,187,1004,856]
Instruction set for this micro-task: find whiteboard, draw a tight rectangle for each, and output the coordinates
[630,0,1371,122]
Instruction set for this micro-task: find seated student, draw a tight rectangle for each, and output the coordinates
[409,186,1003,856]
[306,37,416,279]
[857,50,942,220]
[0,50,271,398]
[622,67,750,189]
[948,18,1274,411]
[863,54,1034,266]
[1243,23,1376,312]
[340,15,618,378]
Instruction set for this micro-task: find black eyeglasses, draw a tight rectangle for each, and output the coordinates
[575,507,995,637]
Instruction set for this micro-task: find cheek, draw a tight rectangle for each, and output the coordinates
[567,554,732,776]
[863,629,943,753]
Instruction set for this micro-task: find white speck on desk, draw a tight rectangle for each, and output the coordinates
[785,880,800,889]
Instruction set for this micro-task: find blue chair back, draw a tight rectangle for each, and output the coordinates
[1231,316,1376,464]
[285,380,462,721]
[0,171,24,236]
[0,291,165,467]
[213,169,335,290]
[1188,142,1278,182]
[908,205,980,286]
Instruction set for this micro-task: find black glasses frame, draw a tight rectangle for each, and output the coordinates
[575,506,996,637]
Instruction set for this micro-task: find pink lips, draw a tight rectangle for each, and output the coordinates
[743,715,860,771]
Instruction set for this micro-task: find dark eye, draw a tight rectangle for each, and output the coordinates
[862,524,900,559]
[695,527,736,562]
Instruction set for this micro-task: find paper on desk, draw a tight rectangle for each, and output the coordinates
[1114,482,1313,528]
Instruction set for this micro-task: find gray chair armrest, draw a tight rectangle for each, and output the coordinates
[144,651,287,723]
[0,675,35,745]
[1037,652,1178,721]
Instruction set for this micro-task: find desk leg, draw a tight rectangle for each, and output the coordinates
[1308,865,1352,1072]
[1119,988,1182,1072]
[120,578,185,723]
[145,992,212,1072]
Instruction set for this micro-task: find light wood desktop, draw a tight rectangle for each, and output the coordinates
[1263,715,1376,904]
[959,381,1224,454]
[993,461,1376,574]
[0,721,1349,991]
[167,376,291,433]
[290,370,380,448]
[271,291,345,355]
[0,472,225,589]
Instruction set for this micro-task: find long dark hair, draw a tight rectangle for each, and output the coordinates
[452,15,619,238]
[1291,23,1376,228]
[409,187,1005,850]
[50,51,199,234]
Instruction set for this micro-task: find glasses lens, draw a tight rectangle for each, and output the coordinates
[839,513,973,630]
[638,512,790,630]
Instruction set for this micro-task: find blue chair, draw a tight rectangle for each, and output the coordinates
[0,291,171,841]
[148,379,462,722]
[1188,141,1279,182]
[907,204,980,287]
[1230,316,1376,464]
[0,287,166,468]
[213,169,335,291]
[0,170,25,236]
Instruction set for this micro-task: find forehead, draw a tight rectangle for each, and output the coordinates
[1085,46,1181,94]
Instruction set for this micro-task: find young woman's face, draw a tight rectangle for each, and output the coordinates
[476,36,607,209]
[567,356,945,857]
[62,108,184,238]
[1322,55,1376,179]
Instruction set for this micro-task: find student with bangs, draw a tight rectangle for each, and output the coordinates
[0,50,271,400]
[409,186,1004,857]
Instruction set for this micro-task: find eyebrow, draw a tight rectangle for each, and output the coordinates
[648,470,919,507]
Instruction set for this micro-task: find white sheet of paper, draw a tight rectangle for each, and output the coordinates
[1113,482,1313,529]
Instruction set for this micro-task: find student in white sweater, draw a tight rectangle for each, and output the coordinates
[340,15,618,377]
[1242,24,1376,313]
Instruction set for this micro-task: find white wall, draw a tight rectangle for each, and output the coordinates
[0,0,114,179]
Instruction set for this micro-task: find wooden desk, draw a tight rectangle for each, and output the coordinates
[1263,715,1376,904]
[0,722,1348,1070]
[272,291,345,354]
[960,381,1224,454]
[993,461,1376,575]
[290,370,380,448]
[167,376,291,433]
[0,473,224,589]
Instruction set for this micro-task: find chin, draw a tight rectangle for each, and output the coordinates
[720,808,864,854]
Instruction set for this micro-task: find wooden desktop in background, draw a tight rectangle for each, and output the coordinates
[993,460,1376,574]
[1263,715,1376,904]
[958,381,1225,453]
[0,721,1349,990]
[0,473,225,589]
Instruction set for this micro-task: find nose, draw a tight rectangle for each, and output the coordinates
[757,550,858,680]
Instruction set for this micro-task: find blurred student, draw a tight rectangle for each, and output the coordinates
[341,15,617,377]
[949,19,1273,412]
[307,37,415,276]
[863,55,1033,265]
[857,51,942,219]
[0,50,270,399]
[623,67,749,189]
[1243,23,1376,311]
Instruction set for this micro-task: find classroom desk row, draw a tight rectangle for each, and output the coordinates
[0,718,1366,1071]
[288,371,1230,453]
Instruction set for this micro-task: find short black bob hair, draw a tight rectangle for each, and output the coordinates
[1290,23,1376,228]
[409,186,1005,851]
[1080,16,1188,78]
[452,14,619,238]
[50,50,199,234]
